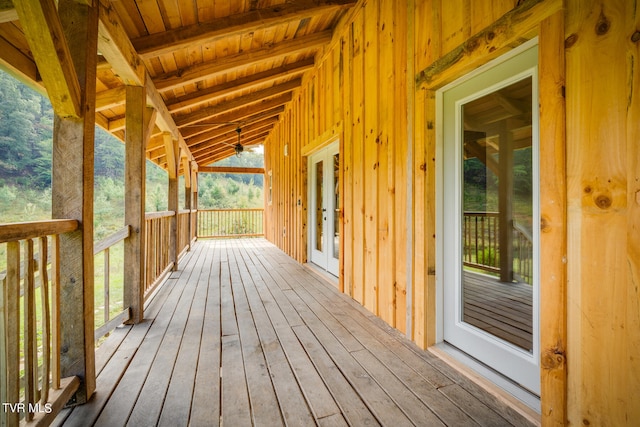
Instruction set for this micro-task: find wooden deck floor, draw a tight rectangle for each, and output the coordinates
[54,239,533,427]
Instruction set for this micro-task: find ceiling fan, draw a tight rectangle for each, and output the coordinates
[223,126,262,156]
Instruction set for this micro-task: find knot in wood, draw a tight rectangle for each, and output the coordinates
[595,194,612,209]
[565,33,578,48]
[632,31,640,43]
[540,215,551,233]
[595,11,611,35]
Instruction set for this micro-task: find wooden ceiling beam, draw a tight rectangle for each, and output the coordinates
[186,116,278,148]
[0,37,40,87]
[13,0,81,117]
[154,30,331,92]
[132,0,356,59]
[189,124,274,157]
[166,58,314,113]
[194,129,270,158]
[97,2,194,162]
[180,106,284,139]
[175,86,296,128]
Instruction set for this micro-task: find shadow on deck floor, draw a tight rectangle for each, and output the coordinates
[54,238,535,427]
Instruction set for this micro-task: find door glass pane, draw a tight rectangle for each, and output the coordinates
[315,160,324,252]
[332,153,340,260]
[460,77,534,352]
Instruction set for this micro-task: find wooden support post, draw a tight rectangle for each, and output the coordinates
[50,0,98,405]
[539,10,567,425]
[124,85,154,324]
[165,133,179,269]
[182,157,192,247]
[498,124,514,283]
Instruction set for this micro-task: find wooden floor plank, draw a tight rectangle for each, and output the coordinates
[189,241,222,427]
[57,239,536,427]
[226,244,285,427]
[233,244,316,426]
[157,243,216,426]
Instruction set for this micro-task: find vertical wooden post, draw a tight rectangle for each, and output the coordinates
[182,157,192,246]
[539,10,567,426]
[124,85,153,324]
[51,0,98,405]
[498,124,514,283]
[165,133,179,270]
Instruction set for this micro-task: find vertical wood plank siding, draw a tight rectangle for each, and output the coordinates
[263,0,640,423]
[264,0,516,354]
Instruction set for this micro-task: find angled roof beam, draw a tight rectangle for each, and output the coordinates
[175,86,296,128]
[154,31,331,92]
[167,58,314,113]
[97,2,194,161]
[132,0,356,59]
[13,0,81,117]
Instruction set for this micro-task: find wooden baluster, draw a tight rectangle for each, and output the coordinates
[39,236,51,404]
[4,241,20,425]
[24,239,36,421]
[51,235,60,389]
[104,248,110,326]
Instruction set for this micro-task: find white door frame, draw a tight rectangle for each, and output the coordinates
[436,40,541,399]
[308,141,339,276]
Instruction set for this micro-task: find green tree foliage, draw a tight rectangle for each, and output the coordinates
[0,70,265,236]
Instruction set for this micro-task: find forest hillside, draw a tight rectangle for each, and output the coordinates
[0,70,265,241]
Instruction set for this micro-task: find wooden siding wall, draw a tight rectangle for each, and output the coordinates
[265,0,640,423]
[265,0,411,333]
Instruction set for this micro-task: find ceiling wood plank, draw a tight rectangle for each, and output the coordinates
[166,58,314,113]
[132,0,356,59]
[154,31,331,92]
[96,86,127,111]
[180,106,284,139]
[13,0,81,117]
[188,123,275,156]
[185,116,278,147]
[175,85,297,128]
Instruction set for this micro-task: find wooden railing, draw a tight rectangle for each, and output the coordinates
[462,211,533,284]
[177,209,195,258]
[463,212,500,275]
[144,211,174,298]
[197,208,264,238]
[93,226,131,341]
[0,220,81,426]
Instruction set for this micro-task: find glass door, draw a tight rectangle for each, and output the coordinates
[309,142,339,276]
[440,44,540,395]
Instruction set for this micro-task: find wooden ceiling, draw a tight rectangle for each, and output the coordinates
[0,0,356,170]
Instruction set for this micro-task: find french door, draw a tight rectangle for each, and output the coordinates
[438,43,540,396]
[309,143,339,276]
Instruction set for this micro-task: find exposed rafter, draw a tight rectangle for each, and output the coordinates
[131,0,356,59]
[166,58,314,114]
[175,81,299,128]
[153,31,331,92]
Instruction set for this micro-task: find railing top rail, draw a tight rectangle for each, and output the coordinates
[145,210,176,220]
[178,209,191,215]
[0,219,79,243]
[93,226,131,255]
